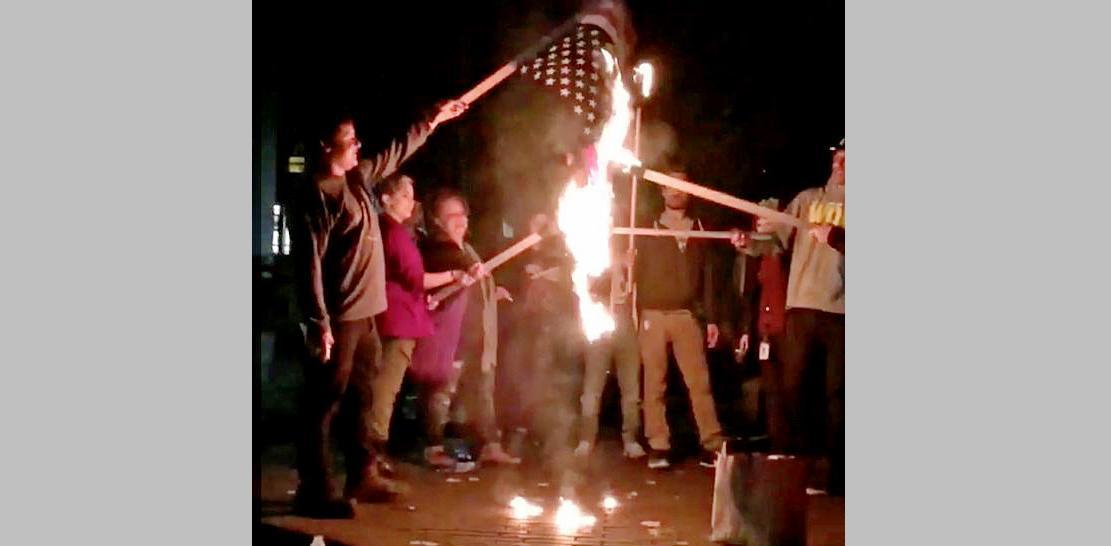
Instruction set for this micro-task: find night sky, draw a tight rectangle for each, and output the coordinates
[257,0,843,244]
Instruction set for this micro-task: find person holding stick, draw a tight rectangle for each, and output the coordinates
[733,138,845,495]
[727,199,790,448]
[410,189,518,468]
[367,174,475,483]
[454,208,521,466]
[574,234,647,460]
[290,100,467,517]
[516,212,585,484]
[634,171,725,470]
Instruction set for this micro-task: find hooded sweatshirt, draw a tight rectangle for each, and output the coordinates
[772,178,845,315]
[634,214,717,324]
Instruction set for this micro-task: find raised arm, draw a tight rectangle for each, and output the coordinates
[355,100,468,191]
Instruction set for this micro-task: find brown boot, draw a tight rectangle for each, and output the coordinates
[292,490,356,519]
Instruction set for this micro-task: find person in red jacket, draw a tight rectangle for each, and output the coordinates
[731,199,790,451]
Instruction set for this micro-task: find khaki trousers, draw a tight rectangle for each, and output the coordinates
[638,309,723,451]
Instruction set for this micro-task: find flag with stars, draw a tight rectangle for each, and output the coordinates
[517,23,617,142]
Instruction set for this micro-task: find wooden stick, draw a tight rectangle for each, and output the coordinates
[612,105,644,315]
[612,227,735,240]
[624,106,642,288]
[456,16,583,106]
[459,62,520,105]
[639,168,807,229]
[427,233,544,308]
[482,232,544,271]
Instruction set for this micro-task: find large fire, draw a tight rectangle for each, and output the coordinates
[557,48,635,341]
[554,498,597,534]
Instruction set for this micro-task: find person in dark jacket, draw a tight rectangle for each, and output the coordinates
[516,212,586,485]
[634,172,725,470]
[410,189,520,468]
[289,99,466,517]
[574,239,646,460]
[730,206,791,451]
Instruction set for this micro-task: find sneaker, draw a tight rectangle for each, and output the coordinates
[573,441,592,458]
[480,442,522,465]
[444,437,476,463]
[647,449,671,470]
[698,450,719,468]
[623,441,647,459]
[425,445,458,469]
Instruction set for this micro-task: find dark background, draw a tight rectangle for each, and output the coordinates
[255,0,843,448]
[257,0,843,225]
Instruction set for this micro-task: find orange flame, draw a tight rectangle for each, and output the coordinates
[556,48,635,341]
[554,498,597,534]
[509,496,544,519]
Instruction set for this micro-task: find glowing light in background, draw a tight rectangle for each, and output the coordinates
[602,495,619,511]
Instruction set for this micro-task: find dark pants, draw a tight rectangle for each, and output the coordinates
[296,317,383,501]
[778,309,844,493]
[528,320,585,441]
[754,333,788,446]
[527,319,585,488]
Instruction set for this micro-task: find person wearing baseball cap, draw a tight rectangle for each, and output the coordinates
[749,135,846,495]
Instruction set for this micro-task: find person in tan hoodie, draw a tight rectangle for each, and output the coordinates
[753,138,845,496]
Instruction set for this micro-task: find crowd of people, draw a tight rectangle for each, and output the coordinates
[287,97,845,519]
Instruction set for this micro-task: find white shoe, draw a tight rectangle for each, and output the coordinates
[623,441,646,459]
[573,441,592,458]
[647,449,671,469]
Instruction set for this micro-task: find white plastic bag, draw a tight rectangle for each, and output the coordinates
[709,443,809,546]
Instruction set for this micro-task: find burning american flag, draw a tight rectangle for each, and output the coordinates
[516,6,636,341]
[517,22,616,142]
